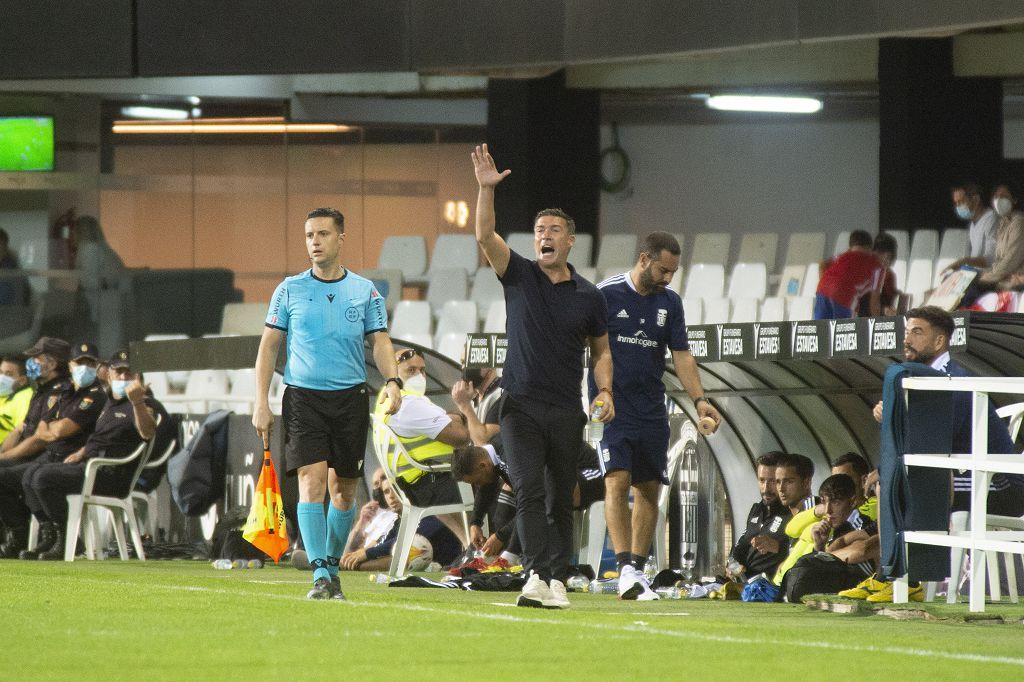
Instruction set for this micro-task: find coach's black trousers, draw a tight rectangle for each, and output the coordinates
[500,395,585,583]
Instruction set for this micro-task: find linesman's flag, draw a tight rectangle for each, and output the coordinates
[243,445,289,563]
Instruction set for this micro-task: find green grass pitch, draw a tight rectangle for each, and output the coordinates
[0,118,54,171]
[4,560,1024,679]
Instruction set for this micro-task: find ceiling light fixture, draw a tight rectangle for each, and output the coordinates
[120,106,190,120]
[705,95,822,114]
[111,117,356,134]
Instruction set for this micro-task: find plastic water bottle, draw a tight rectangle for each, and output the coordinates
[566,575,589,591]
[655,586,683,599]
[212,559,234,570]
[247,559,264,569]
[643,555,657,581]
[368,573,391,584]
[589,401,605,444]
[588,578,618,594]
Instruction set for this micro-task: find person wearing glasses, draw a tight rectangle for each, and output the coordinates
[471,145,614,610]
[253,208,402,601]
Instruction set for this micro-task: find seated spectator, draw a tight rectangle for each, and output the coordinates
[770,453,817,586]
[373,348,470,544]
[18,351,169,560]
[781,474,879,603]
[951,181,998,268]
[0,355,33,443]
[815,230,889,319]
[339,476,462,571]
[726,451,791,580]
[343,467,396,556]
[948,182,1024,306]
[0,339,104,558]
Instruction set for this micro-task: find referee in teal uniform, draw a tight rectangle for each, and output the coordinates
[253,208,402,600]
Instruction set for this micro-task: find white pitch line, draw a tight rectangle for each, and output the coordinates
[59,577,1024,668]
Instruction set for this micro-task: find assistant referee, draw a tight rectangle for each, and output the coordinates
[253,207,402,600]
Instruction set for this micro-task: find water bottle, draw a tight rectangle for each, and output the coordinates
[566,575,589,591]
[368,573,391,584]
[643,555,657,581]
[588,578,618,594]
[212,559,234,570]
[655,586,683,600]
[247,559,264,569]
[589,401,605,444]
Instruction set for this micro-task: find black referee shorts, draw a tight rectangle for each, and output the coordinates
[283,384,369,478]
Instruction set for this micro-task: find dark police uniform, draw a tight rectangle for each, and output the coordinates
[728,499,791,577]
[497,249,607,583]
[24,395,168,526]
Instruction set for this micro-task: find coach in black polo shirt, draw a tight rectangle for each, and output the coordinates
[471,144,614,609]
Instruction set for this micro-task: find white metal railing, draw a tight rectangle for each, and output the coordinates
[896,376,1024,612]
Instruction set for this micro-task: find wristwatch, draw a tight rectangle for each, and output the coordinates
[385,377,403,390]
[693,396,708,408]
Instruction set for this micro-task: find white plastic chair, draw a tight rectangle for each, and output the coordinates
[470,268,504,323]
[65,424,160,561]
[939,228,969,260]
[904,258,935,300]
[832,230,851,257]
[730,298,759,323]
[668,266,684,295]
[131,438,178,540]
[787,296,815,321]
[574,500,606,572]
[435,332,468,361]
[483,300,506,333]
[429,234,480,276]
[684,263,725,299]
[737,232,778,272]
[397,332,433,349]
[776,264,805,297]
[891,259,907,292]
[690,233,731,269]
[573,233,594,267]
[425,268,469,317]
[909,229,939,261]
[727,262,768,300]
[800,263,820,298]
[945,510,1021,605]
[378,236,428,282]
[682,297,703,325]
[390,300,433,340]
[370,415,473,577]
[885,230,910,265]
[760,296,786,322]
[781,232,826,272]
[596,234,638,271]
[702,298,731,324]
[434,300,477,345]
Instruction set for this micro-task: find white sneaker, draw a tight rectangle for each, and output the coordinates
[636,575,660,601]
[547,579,571,609]
[618,565,644,600]
[516,571,556,609]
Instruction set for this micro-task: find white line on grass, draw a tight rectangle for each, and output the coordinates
[64,577,1024,668]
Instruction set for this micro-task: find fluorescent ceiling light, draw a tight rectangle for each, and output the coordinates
[706,95,822,114]
[120,106,190,120]
[111,117,356,134]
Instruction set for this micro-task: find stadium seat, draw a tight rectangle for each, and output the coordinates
[470,268,504,322]
[890,259,907,291]
[399,332,433,349]
[684,263,725,299]
[131,438,178,540]
[904,258,935,301]
[435,332,469,361]
[573,232,594,267]
[787,296,815,321]
[933,258,956,286]
[389,300,432,342]
[939,227,968,260]
[776,264,805,297]
[800,263,820,297]
[689,233,731,269]
[426,268,469,317]
[682,297,703,325]
[370,415,474,578]
[361,268,403,313]
[909,229,939,261]
[434,300,477,347]
[730,297,759,323]
[885,230,910,265]
[377,235,428,283]
[595,234,638,272]
[702,297,730,324]
[737,232,778,272]
[727,262,768,300]
[668,265,684,294]
[781,232,826,272]
[482,300,506,333]
[428,234,480,277]
[506,232,534,255]
[831,230,850,257]
[759,296,786,322]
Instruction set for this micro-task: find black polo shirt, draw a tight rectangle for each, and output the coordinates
[498,249,607,408]
[21,374,72,436]
[729,499,791,576]
[44,382,107,459]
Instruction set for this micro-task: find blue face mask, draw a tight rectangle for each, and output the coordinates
[71,365,97,388]
[0,375,14,397]
[110,379,129,400]
[25,357,42,381]
[955,204,973,220]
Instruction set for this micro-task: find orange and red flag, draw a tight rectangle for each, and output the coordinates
[243,445,289,563]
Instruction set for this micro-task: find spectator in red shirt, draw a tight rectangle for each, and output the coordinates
[814,231,894,319]
[858,233,900,316]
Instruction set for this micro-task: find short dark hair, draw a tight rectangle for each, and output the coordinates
[534,208,576,235]
[904,305,955,342]
[849,230,872,248]
[956,182,984,200]
[450,445,487,482]
[819,473,857,501]
[638,231,681,260]
[776,452,814,481]
[832,452,871,479]
[873,233,897,259]
[755,450,785,468]
[992,180,1021,201]
[1,354,25,374]
[306,207,345,233]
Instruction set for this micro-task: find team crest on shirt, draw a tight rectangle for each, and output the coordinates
[79,397,94,410]
[657,309,667,327]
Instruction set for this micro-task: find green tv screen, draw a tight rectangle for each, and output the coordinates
[0,117,54,171]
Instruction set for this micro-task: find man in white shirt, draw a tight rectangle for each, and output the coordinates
[952,182,998,264]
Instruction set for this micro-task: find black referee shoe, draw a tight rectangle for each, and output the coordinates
[306,577,332,600]
[329,576,346,601]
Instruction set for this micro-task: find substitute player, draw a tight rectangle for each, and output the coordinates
[253,208,402,600]
[596,232,721,600]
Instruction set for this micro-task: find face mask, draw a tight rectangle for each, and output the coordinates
[403,373,427,396]
[71,365,97,388]
[25,357,42,381]
[955,204,973,220]
[994,197,1013,217]
[0,375,14,397]
[110,379,130,400]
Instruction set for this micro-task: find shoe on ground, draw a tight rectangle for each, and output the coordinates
[329,575,346,601]
[18,549,39,560]
[618,565,645,600]
[547,579,570,609]
[865,581,923,603]
[636,574,660,601]
[0,527,27,559]
[517,571,559,609]
[838,576,888,600]
[291,549,311,571]
[306,577,333,600]
[37,531,67,561]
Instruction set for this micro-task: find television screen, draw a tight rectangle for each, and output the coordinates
[0,116,54,171]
